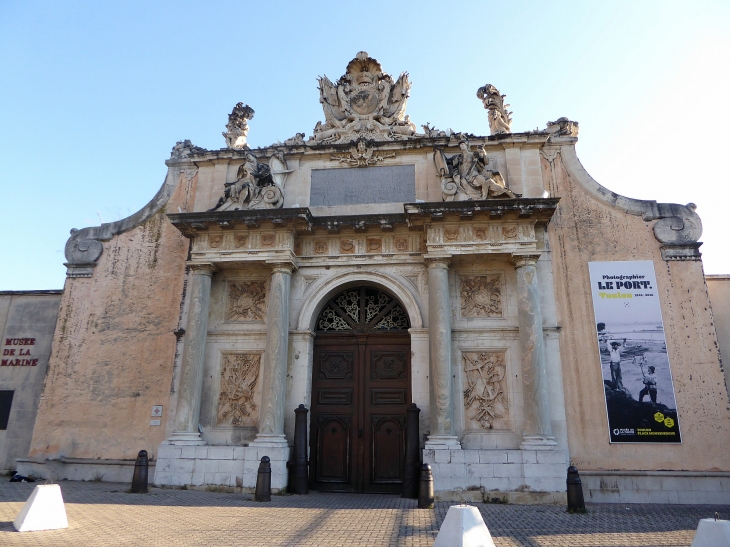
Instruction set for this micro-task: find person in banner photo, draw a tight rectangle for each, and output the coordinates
[589,261,681,444]
[608,338,627,391]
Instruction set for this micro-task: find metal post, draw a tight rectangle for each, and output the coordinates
[402,403,421,499]
[291,404,309,494]
[255,456,272,502]
[131,450,149,494]
[418,463,434,509]
[566,465,586,512]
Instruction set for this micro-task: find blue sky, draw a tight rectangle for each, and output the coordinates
[1,1,729,290]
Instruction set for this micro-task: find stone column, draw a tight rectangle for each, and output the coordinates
[424,256,460,449]
[512,254,556,449]
[251,261,294,446]
[169,262,215,445]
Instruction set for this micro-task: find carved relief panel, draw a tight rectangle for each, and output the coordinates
[462,351,509,430]
[460,275,502,318]
[217,353,261,427]
[226,281,266,322]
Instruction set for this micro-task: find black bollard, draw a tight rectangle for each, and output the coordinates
[291,404,309,494]
[401,403,421,499]
[255,456,272,502]
[131,450,149,494]
[417,463,434,509]
[566,465,586,512]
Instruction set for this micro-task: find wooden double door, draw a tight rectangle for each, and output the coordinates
[310,334,410,493]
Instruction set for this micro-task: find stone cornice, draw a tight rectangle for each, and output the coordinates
[557,144,702,260]
[168,198,560,239]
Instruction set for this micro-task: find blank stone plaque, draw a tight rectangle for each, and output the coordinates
[310,165,415,206]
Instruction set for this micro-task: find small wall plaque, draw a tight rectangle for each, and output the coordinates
[151,405,163,417]
[150,419,161,426]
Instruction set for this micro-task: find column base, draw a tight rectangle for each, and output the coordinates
[424,435,461,450]
[249,433,289,448]
[167,431,206,445]
[520,435,557,451]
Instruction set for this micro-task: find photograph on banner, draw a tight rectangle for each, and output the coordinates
[588,260,681,443]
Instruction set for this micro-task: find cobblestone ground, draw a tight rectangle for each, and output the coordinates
[0,482,727,546]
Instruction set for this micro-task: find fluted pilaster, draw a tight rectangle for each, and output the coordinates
[169,262,215,444]
[252,261,294,446]
[425,256,460,449]
[512,254,556,449]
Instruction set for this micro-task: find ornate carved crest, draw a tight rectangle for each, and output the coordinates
[209,152,291,211]
[309,52,417,144]
[463,351,508,429]
[331,139,396,166]
[476,85,512,135]
[223,102,254,149]
[226,281,266,321]
[434,140,518,202]
[461,275,502,317]
[217,353,260,426]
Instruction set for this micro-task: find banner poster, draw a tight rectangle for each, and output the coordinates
[588,261,681,443]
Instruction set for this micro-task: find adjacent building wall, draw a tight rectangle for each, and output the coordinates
[707,275,730,399]
[543,145,730,472]
[24,206,189,469]
[0,291,62,472]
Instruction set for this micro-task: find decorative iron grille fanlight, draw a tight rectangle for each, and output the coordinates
[316,287,410,333]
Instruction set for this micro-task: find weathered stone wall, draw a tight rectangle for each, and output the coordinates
[544,146,730,471]
[0,291,62,471]
[707,275,730,399]
[26,209,189,463]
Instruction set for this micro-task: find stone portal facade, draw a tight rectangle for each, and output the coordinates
[16,52,730,504]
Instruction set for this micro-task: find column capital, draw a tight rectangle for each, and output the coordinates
[511,254,541,269]
[424,255,452,269]
[187,262,216,276]
[266,260,296,275]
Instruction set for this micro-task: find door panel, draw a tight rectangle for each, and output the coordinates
[310,337,410,493]
[310,345,358,492]
[315,415,351,484]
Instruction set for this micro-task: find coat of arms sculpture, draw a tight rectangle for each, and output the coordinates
[309,51,417,144]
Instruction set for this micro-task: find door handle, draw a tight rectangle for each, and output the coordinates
[359,428,363,438]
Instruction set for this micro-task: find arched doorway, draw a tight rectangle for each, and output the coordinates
[310,286,411,493]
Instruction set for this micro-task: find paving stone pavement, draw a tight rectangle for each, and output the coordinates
[0,481,728,546]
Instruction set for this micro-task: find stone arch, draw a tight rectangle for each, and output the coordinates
[296,270,424,332]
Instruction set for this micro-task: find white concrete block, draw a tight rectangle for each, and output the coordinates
[207,446,234,460]
[194,446,209,459]
[479,451,507,464]
[174,459,195,474]
[467,464,494,481]
[690,519,730,547]
[180,446,197,459]
[422,449,436,463]
[434,450,452,463]
[647,489,679,504]
[535,450,567,465]
[233,447,246,460]
[493,463,523,478]
[190,472,206,486]
[14,485,68,532]
[451,450,466,464]
[619,489,650,503]
[505,451,523,464]
[464,450,480,464]
[521,450,537,463]
[433,505,495,547]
